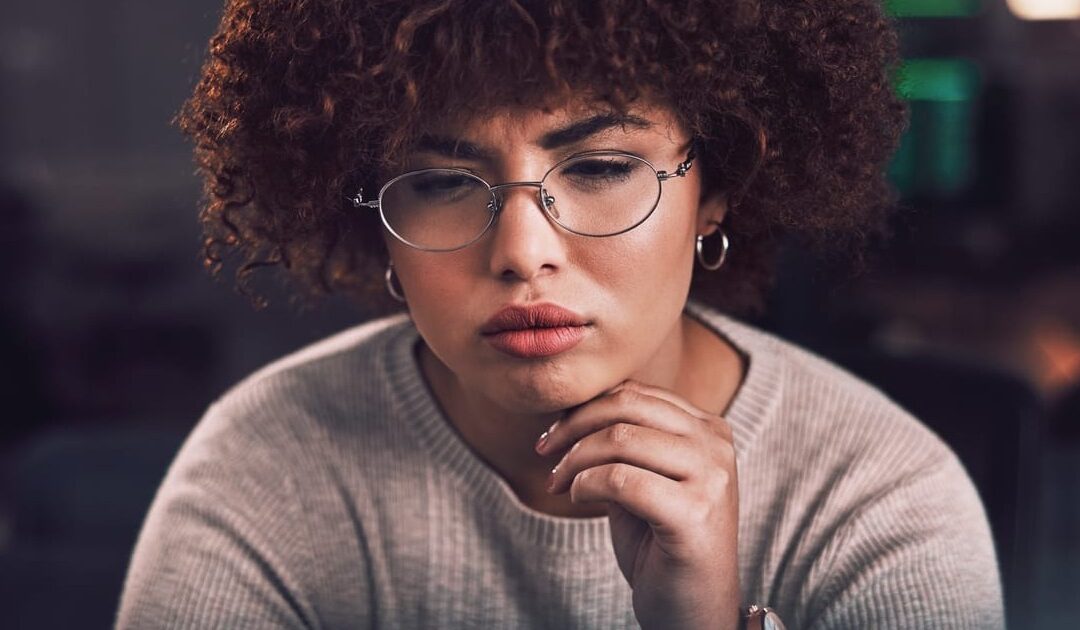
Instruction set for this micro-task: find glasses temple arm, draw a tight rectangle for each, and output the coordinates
[347,190,380,210]
[657,146,697,181]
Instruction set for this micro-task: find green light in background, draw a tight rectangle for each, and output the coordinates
[895,58,981,102]
[888,127,917,197]
[928,101,973,194]
[889,99,976,198]
[889,59,981,197]
[885,0,982,17]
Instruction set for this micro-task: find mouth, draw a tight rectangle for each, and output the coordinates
[480,303,591,359]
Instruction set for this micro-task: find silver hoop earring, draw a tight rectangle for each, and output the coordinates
[385,261,406,302]
[696,223,729,271]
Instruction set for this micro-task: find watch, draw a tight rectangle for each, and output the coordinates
[743,604,787,630]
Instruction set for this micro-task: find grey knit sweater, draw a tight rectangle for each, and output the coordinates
[116,301,1004,629]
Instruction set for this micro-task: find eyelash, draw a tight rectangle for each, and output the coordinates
[433,148,648,177]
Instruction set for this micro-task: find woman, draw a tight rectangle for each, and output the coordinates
[117,1,1004,628]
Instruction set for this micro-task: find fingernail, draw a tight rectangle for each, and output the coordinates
[536,421,559,453]
[547,466,558,493]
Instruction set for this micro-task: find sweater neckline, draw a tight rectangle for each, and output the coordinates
[384,299,783,552]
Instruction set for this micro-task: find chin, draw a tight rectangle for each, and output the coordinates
[482,365,603,414]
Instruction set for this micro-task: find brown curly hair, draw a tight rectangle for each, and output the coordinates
[177,0,907,316]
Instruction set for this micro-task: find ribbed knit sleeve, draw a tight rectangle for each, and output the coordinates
[805,452,1004,628]
[115,400,335,629]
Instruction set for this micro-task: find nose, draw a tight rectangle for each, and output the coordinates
[486,183,567,281]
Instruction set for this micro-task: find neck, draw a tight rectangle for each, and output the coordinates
[416,310,744,517]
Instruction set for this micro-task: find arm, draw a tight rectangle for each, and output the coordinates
[806,454,1005,629]
[115,411,321,629]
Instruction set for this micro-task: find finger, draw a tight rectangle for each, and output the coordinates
[614,380,734,442]
[608,379,710,420]
[568,462,687,531]
[549,423,704,494]
[539,382,711,456]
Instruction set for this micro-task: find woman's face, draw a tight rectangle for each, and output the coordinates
[385,100,726,413]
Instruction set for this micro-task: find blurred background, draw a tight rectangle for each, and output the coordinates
[0,0,1077,628]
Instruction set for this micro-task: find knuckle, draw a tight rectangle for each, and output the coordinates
[607,422,635,447]
[688,498,713,526]
[612,386,640,407]
[607,464,631,494]
[715,439,736,463]
[708,416,733,439]
[706,468,733,501]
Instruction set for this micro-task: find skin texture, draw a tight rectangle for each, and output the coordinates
[541,381,741,630]
[385,100,745,629]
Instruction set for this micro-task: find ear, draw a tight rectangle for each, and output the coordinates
[695,187,729,236]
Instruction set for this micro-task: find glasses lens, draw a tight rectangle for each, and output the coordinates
[542,154,660,236]
[380,170,495,250]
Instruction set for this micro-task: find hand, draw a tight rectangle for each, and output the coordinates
[535,380,741,630]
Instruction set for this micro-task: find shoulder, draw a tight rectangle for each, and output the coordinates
[693,302,956,480]
[216,312,412,418]
[195,313,414,451]
[689,305,1003,626]
[780,336,950,466]
[124,315,414,576]
[691,301,978,543]
[155,312,417,514]
[117,317,414,629]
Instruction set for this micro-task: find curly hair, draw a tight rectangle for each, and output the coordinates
[177,0,907,315]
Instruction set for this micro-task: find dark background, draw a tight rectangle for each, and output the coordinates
[1,1,1078,628]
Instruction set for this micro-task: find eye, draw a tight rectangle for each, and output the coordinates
[407,172,479,199]
[560,158,635,181]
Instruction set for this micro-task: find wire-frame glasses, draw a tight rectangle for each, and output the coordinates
[350,149,695,252]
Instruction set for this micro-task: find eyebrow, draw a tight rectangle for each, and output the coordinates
[537,112,654,149]
[414,112,654,160]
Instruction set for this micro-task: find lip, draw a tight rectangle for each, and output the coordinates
[480,303,591,359]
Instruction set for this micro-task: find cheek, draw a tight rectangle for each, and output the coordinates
[578,204,696,304]
[392,254,476,350]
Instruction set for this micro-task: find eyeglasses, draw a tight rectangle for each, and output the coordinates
[350,149,696,252]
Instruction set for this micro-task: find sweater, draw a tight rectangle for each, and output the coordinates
[115,300,1005,629]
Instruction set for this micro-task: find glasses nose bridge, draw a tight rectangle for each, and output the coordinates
[488,180,545,213]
